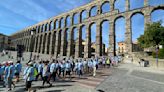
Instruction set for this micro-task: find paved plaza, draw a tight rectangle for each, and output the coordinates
[1,52,164,92]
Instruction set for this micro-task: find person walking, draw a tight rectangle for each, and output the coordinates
[7,61,15,91]
[65,60,71,80]
[36,61,43,81]
[15,60,22,82]
[26,62,35,92]
[77,59,83,78]
[50,60,57,81]
[42,61,52,87]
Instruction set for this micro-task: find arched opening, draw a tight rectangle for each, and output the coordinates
[81,25,86,57]
[60,18,65,28]
[66,15,71,27]
[130,0,144,10]
[57,30,62,57]
[50,20,54,31]
[131,13,144,52]
[149,0,164,6]
[72,27,78,57]
[47,33,51,54]
[101,20,110,56]
[114,0,125,12]
[73,13,79,25]
[51,32,56,55]
[55,19,59,29]
[90,23,96,57]
[101,1,110,13]
[35,36,38,52]
[151,8,164,25]
[41,24,44,32]
[90,6,97,17]
[81,10,87,22]
[114,17,126,55]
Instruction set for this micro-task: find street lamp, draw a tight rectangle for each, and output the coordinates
[29,31,34,61]
[156,45,159,68]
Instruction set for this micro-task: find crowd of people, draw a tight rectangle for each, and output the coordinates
[0,55,122,92]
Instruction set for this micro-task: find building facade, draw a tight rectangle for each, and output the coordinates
[10,0,164,58]
[0,33,11,52]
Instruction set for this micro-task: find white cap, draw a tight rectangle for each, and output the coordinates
[28,62,33,65]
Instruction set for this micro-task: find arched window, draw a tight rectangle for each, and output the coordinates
[101,1,110,13]
[66,15,71,27]
[81,10,87,22]
[73,13,79,24]
[90,6,97,17]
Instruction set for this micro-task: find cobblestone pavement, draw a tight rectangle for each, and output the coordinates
[96,63,164,92]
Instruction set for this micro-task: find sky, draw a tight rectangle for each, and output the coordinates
[0,0,164,48]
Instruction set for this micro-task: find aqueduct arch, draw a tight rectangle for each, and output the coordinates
[11,0,164,58]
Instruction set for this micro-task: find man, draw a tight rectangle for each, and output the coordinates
[42,61,52,87]
[26,62,35,92]
[65,60,71,80]
[50,60,57,81]
[7,61,15,91]
[15,60,22,82]
[36,61,43,81]
[77,59,83,78]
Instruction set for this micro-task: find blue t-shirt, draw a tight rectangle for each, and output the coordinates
[50,63,56,73]
[77,62,83,70]
[8,65,15,78]
[65,62,71,71]
[4,66,9,79]
[38,64,43,73]
[26,67,35,81]
[0,66,3,75]
[15,63,22,73]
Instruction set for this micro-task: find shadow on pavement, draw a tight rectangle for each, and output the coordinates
[45,89,65,92]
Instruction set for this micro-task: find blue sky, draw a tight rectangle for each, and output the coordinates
[0,0,164,48]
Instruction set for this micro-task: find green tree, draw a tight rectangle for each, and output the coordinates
[138,21,164,48]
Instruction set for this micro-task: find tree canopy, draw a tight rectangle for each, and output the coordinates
[138,21,164,48]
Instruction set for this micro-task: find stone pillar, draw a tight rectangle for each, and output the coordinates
[108,20,115,56]
[125,0,130,11]
[75,27,82,58]
[84,24,91,58]
[144,0,149,6]
[28,37,32,52]
[49,33,53,55]
[37,35,41,53]
[125,17,132,53]
[96,21,102,57]
[47,23,50,31]
[144,12,151,30]
[40,34,45,54]
[67,27,73,57]
[60,29,67,57]
[110,0,114,11]
[97,4,101,14]
[44,33,48,54]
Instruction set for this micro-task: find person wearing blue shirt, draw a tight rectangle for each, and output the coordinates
[60,61,66,80]
[36,61,43,81]
[50,60,57,81]
[88,59,93,73]
[65,61,71,80]
[26,62,35,92]
[15,61,22,82]
[4,62,9,87]
[7,61,15,91]
[77,60,83,78]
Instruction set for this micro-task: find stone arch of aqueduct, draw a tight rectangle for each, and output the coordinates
[11,0,164,58]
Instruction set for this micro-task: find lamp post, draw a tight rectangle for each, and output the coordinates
[156,45,159,68]
[29,31,34,61]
